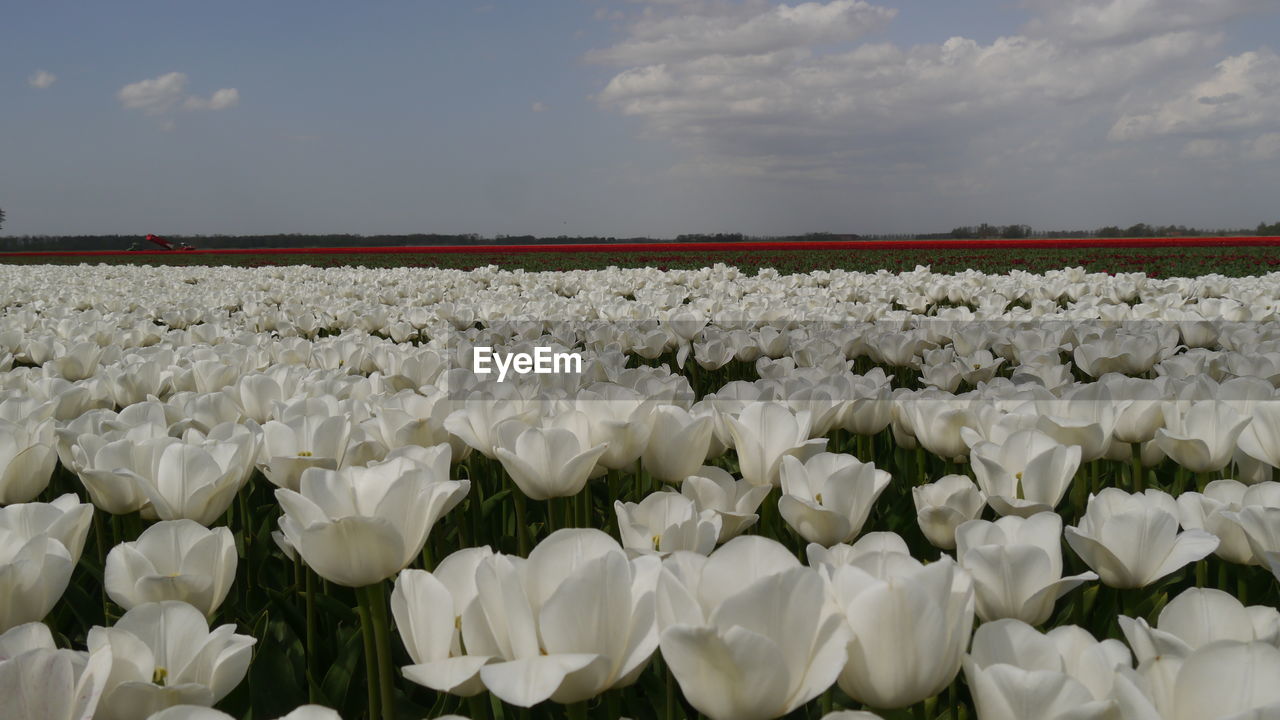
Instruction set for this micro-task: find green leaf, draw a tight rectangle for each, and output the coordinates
[321,626,366,718]
[481,488,512,519]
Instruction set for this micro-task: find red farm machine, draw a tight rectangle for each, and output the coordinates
[129,234,197,251]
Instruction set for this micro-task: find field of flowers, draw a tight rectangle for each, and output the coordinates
[4,237,1280,277]
[2,260,1280,720]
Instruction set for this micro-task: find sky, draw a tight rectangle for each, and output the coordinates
[4,0,1279,239]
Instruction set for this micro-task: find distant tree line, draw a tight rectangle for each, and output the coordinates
[675,232,862,243]
[920,223,1275,240]
[2,222,1278,252]
[0,233,661,252]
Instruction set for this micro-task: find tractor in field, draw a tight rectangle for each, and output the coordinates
[129,234,197,251]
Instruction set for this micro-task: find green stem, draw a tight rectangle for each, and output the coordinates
[606,690,621,720]
[306,566,318,703]
[94,510,110,624]
[470,462,486,547]
[367,582,397,720]
[356,588,381,720]
[1115,586,1131,628]
[421,540,435,572]
[607,469,623,535]
[468,694,491,720]
[239,490,252,581]
[665,664,676,720]
[567,701,588,720]
[123,511,142,542]
[687,356,701,398]
[514,491,530,556]
[294,557,305,606]
[1131,443,1144,492]
[1173,466,1189,496]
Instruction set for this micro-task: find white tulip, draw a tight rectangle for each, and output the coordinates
[276,445,467,587]
[830,555,974,709]
[1219,506,1280,582]
[1065,488,1219,588]
[1113,641,1280,720]
[1177,480,1280,565]
[0,416,57,504]
[726,402,826,487]
[641,405,715,484]
[680,466,769,542]
[657,535,802,629]
[616,492,721,556]
[912,474,986,549]
[0,634,113,720]
[88,601,255,720]
[957,512,1097,625]
[494,424,607,500]
[1120,587,1280,666]
[0,492,93,564]
[970,429,1080,517]
[965,619,1128,720]
[0,528,75,632]
[445,530,659,707]
[105,520,237,616]
[1154,400,1251,474]
[258,414,353,491]
[778,453,890,547]
[661,566,848,720]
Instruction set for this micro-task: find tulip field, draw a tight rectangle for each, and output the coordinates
[5,237,1280,278]
[3,260,1280,720]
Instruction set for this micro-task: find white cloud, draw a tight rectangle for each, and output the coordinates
[1180,138,1230,158]
[28,70,56,89]
[1109,49,1280,141]
[585,0,1280,232]
[118,72,239,117]
[1250,133,1280,160]
[183,87,240,111]
[596,8,1213,178]
[1022,0,1268,45]
[118,72,189,114]
[591,0,1280,187]
[588,0,895,65]
[531,101,548,112]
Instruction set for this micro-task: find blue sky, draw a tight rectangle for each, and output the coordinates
[5,0,1279,238]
